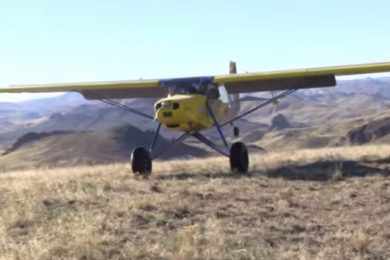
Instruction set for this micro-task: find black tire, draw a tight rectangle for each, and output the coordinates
[131,147,152,176]
[230,142,249,174]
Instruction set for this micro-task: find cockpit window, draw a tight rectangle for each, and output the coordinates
[168,83,212,96]
[162,76,215,96]
[162,77,216,96]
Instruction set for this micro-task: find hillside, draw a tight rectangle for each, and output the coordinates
[0,125,208,172]
[0,98,156,150]
[2,77,390,169]
[1,146,390,259]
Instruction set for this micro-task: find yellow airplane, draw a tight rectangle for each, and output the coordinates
[1,61,390,175]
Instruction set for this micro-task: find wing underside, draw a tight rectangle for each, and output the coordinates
[216,62,390,93]
[81,87,167,99]
[223,75,336,94]
[0,80,163,99]
[0,62,390,99]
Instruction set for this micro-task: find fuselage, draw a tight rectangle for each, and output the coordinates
[154,94,231,132]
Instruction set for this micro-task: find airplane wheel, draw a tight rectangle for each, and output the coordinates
[230,142,249,174]
[131,147,152,176]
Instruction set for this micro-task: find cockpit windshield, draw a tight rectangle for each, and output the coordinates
[168,84,208,95]
[160,76,215,96]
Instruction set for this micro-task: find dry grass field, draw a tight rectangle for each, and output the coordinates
[1,145,390,259]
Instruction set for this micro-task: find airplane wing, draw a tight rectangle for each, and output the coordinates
[215,62,390,93]
[0,79,165,99]
[1,62,390,99]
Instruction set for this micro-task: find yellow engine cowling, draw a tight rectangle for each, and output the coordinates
[154,94,214,132]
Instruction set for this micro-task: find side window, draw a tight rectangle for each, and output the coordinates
[218,86,230,103]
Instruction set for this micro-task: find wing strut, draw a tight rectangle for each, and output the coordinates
[221,89,297,127]
[149,123,162,152]
[100,99,154,120]
[206,99,230,150]
[192,132,230,157]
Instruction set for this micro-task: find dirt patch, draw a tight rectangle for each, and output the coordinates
[265,160,390,181]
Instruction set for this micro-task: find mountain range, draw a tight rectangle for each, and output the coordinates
[1,77,390,171]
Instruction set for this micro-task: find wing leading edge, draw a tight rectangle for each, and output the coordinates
[0,79,163,99]
[215,62,390,94]
[1,62,390,99]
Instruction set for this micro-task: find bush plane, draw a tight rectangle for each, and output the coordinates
[1,61,390,175]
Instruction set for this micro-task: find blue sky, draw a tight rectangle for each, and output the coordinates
[1,0,390,101]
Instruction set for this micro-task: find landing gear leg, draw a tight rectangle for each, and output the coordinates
[130,123,161,176]
[205,101,249,174]
[193,133,250,175]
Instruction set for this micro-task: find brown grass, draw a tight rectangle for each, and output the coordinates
[1,145,390,259]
